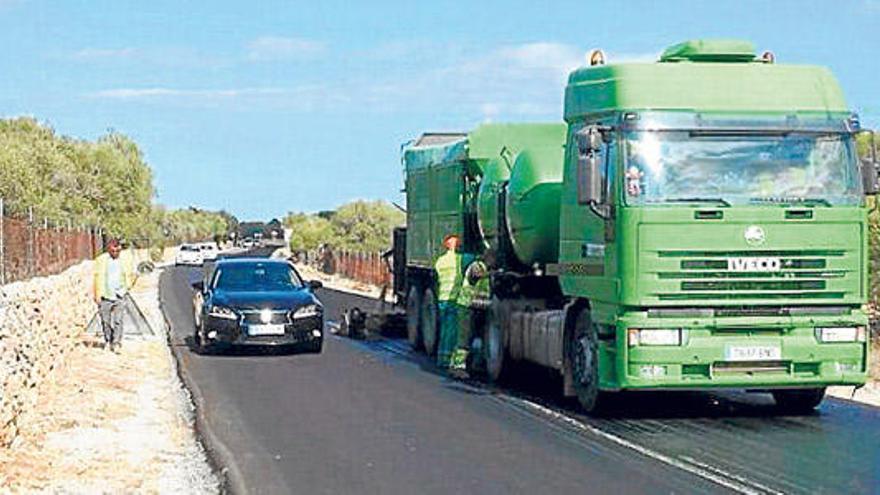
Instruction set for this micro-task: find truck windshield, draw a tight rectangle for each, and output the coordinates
[623,130,862,206]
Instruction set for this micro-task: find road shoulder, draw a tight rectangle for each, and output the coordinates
[0,268,218,493]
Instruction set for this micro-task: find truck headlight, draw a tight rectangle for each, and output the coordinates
[292,304,322,319]
[628,328,682,346]
[815,326,866,343]
[209,305,238,320]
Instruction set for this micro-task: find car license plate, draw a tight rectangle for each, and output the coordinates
[727,257,781,272]
[725,345,781,361]
[248,324,285,336]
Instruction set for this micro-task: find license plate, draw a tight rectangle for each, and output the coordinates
[727,257,781,272]
[248,324,285,336]
[725,345,781,361]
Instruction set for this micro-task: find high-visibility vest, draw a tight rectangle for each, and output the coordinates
[460,260,490,308]
[434,249,463,302]
[93,250,136,300]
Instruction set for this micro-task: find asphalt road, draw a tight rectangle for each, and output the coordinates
[161,260,880,495]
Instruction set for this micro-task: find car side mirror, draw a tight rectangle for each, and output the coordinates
[191,280,204,292]
[308,280,323,290]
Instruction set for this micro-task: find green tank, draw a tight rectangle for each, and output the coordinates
[476,157,510,254]
[504,146,564,266]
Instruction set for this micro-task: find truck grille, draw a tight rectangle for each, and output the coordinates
[651,249,854,302]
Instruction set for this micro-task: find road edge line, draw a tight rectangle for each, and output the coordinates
[159,275,248,495]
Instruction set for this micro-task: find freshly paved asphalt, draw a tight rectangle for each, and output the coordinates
[161,259,880,495]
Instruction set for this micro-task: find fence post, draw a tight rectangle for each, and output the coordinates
[0,197,4,285]
[27,207,34,278]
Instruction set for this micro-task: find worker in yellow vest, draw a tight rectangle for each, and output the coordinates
[450,257,491,376]
[434,234,464,369]
[93,239,136,352]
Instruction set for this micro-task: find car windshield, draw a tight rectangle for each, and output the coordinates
[181,245,199,252]
[622,128,863,206]
[213,263,303,291]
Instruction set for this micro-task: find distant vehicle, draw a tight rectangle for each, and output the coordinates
[175,244,204,266]
[198,242,220,261]
[191,258,324,353]
[241,238,255,249]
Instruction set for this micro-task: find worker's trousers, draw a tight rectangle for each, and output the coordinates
[437,301,461,368]
[99,298,124,345]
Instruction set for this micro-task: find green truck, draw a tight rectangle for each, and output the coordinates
[395,40,877,413]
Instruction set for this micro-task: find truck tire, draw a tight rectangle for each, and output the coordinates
[406,285,423,350]
[772,388,826,413]
[420,288,439,356]
[569,310,605,414]
[485,300,508,383]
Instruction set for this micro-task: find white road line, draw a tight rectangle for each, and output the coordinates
[495,395,780,495]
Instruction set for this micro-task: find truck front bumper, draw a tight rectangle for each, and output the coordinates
[607,310,869,390]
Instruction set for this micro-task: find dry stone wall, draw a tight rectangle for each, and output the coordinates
[0,247,160,448]
[0,260,95,446]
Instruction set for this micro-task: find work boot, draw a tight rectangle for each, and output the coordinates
[449,349,469,379]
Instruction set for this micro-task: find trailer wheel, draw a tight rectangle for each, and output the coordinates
[772,388,826,413]
[570,310,604,414]
[485,300,508,383]
[420,288,439,356]
[406,285,423,350]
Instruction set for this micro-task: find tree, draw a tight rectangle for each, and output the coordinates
[283,200,404,253]
[284,213,334,252]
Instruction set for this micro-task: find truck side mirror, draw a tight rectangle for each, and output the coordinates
[858,130,879,195]
[576,126,604,205]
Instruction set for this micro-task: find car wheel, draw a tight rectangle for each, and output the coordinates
[420,288,439,356]
[772,388,825,413]
[569,309,606,414]
[304,339,323,354]
[406,285,423,350]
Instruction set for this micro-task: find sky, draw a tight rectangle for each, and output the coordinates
[0,0,878,221]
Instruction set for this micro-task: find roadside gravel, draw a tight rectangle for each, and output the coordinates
[0,268,219,494]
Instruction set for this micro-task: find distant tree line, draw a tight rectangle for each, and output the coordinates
[0,117,235,246]
[284,200,404,254]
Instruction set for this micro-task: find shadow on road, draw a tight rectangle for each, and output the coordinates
[355,336,821,421]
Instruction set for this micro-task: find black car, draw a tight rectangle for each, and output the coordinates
[192,258,324,353]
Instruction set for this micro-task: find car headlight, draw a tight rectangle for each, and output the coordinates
[627,328,682,346]
[815,326,866,343]
[292,304,322,319]
[209,305,238,320]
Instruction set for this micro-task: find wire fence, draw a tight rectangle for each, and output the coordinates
[0,199,104,285]
[335,251,391,287]
[296,248,391,287]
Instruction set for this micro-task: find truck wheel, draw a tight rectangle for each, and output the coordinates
[772,388,826,413]
[570,310,604,413]
[406,285,423,350]
[420,288,439,356]
[485,301,508,383]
